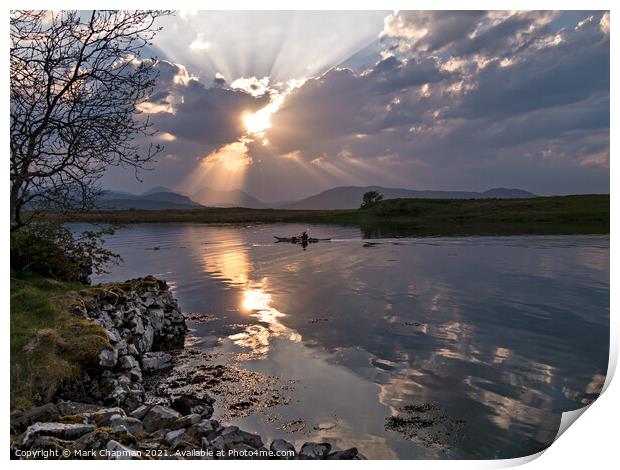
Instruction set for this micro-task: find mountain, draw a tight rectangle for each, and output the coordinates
[480,187,538,198]
[191,187,265,208]
[283,186,537,210]
[142,186,176,196]
[95,189,203,210]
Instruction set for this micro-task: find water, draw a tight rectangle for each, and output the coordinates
[87,223,609,459]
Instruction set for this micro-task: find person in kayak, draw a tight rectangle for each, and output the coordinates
[300,231,309,243]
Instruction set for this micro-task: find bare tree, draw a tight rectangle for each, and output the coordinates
[10,10,171,230]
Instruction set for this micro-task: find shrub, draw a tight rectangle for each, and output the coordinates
[10,222,120,284]
[360,191,384,209]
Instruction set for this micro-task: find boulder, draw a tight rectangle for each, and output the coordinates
[129,404,151,420]
[21,422,95,448]
[99,348,118,368]
[270,439,296,458]
[299,442,332,460]
[141,405,181,433]
[165,428,186,445]
[10,403,60,433]
[171,413,201,431]
[185,419,222,442]
[119,355,139,371]
[109,416,144,434]
[68,429,110,452]
[141,352,173,372]
[211,426,263,451]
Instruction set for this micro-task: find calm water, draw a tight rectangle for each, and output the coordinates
[87,223,609,459]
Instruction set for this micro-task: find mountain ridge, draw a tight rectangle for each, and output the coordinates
[96,185,536,211]
[190,187,265,208]
[96,189,202,210]
[281,186,537,210]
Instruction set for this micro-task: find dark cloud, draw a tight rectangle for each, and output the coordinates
[453,21,609,119]
[382,11,486,54]
[366,56,450,93]
[259,11,609,196]
[141,61,267,147]
[267,56,448,153]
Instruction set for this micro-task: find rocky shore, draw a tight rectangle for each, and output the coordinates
[10,276,364,460]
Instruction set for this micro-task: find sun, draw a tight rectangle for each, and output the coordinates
[243,107,272,134]
[242,94,285,135]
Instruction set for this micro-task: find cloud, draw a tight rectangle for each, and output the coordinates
[139,61,269,147]
[382,11,558,59]
[189,33,211,51]
[103,11,609,200]
[255,11,609,196]
[230,76,271,97]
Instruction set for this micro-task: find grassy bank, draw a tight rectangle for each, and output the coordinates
[60,194,609,236]
[10,273,110,409]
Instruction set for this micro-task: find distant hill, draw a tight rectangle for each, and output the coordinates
[191,187,265,208]
[96,189,202,210]
[142,186,176,196]
[480,188,537,198]
[283,186,537,210]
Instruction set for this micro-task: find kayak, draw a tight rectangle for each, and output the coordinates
[274,236,331,243]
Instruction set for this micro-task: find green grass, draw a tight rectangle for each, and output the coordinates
[10,273,110,409]
[59,195,609,236]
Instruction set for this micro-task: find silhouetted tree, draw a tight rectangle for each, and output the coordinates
[360,190,384,209]
[10,10,171,230]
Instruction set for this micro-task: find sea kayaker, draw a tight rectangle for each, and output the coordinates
[301,231,309,243]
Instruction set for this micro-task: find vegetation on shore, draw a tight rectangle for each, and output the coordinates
[59,194,609,236]
[10,273,110,409]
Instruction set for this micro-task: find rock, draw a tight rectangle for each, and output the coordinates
[129,404,151,420]
[327,448,364,459]
[10,403,60,433]
[99,348,118,368]
[119,355,139,371]
[111,424,129,435]
[211,426,263,451]
[105,328,121,344]
[110,385,128,403]
[170,394,213,415]
[90,407,126,425]
[142,352,173,372]
[147,309,165,330]
[141,325,155,352]
[21,422,95,447]
[54,276,188,409]
[68,430,110,452]
[270,439,296,458]
[165,428,186,445]
[106,440,141,460]
[171,413,201,431]
[118,375,131,386]
[142,405,181,433]
[129,367,143,382]
[110,416,144,434]
[299,442,332,460]
[185,419,222,442]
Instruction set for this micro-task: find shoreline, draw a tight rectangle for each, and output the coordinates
[10,276,365,460]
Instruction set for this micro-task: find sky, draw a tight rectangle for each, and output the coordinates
[101,10,610,202]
